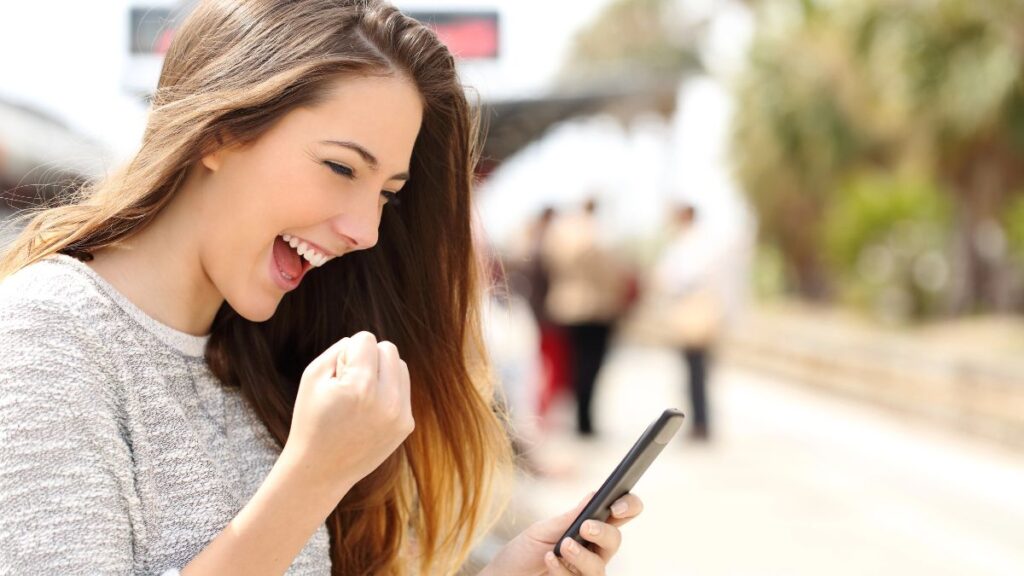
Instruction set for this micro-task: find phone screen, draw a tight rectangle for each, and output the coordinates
[553,408,685,558]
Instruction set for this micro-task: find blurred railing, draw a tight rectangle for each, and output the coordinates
[716,304,1024,450]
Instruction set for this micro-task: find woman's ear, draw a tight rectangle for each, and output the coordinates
[200,132,230,172]
[200,149,224,172]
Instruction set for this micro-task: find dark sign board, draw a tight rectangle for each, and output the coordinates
[130,8,176,55]
[406,11,500,60]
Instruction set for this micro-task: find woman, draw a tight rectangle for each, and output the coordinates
[0,1,641,574]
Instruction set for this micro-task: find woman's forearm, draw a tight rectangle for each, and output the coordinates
[180,449,350,576]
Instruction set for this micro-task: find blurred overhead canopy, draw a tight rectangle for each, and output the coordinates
[479,82,678,166]
[0,99,111,193]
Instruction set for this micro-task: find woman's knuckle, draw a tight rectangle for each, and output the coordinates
[344,366,372,386]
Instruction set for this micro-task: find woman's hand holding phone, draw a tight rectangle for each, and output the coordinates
[282,331,414,499]
[483,408,681,574]
[481,492,644,576]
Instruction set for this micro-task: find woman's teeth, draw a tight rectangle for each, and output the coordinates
[281,234,330,267]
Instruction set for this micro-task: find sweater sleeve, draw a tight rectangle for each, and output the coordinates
[0,299,151,574]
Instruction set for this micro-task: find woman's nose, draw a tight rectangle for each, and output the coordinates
[330,190,381,251]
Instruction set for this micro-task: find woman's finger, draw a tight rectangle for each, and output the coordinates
[606,493,643,527]
[544,551,579,575]
[398,360,411,408]
[557,537,606,575]
[375,340,401,403]
[344,331,379,368]
[374,341,399,384]
[305,337,349,382]
[337,331,379,393]
[579,520,621,562]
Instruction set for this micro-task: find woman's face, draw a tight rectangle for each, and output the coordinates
[197,73,423,321]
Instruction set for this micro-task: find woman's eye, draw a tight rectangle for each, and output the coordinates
[324,161,354,178]
[325,161,400,207]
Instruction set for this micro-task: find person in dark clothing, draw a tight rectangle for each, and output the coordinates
[542,198,630,436]
[683,347,710,439]
[653,204,723,441]
[565,322,612,435]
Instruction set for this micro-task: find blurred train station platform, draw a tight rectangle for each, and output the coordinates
[487,338,1024,575]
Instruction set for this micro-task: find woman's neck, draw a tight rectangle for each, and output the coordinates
[84,184,223,337]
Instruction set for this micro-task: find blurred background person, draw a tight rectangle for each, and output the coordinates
[522,206,573,428]
[480,248,546,475]
[502,205,571,430]
[651,203,724,441]
[542,196,632,436]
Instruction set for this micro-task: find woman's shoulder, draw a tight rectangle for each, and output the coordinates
[1,253,210,361]
[0,255,126,415]
[0,253,115,320]
[0,254,117,352]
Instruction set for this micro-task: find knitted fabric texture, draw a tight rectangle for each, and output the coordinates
[0,254,330,575]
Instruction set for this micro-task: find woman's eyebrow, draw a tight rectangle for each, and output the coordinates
[320,139,410,181]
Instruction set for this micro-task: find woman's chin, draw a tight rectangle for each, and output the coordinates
[247,306,278,323]
[227,291,283,324]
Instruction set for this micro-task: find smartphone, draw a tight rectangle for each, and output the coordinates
[553,408,685,558]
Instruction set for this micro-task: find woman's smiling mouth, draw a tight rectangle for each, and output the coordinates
[281,234,335,267]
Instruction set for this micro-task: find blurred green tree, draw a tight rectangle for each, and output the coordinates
[851,0,1024,313]
[732,1,870,299]
[1007,196,1024,260]
[733,0,1024,314]
[559,0,701,88]
[824,172,952,320]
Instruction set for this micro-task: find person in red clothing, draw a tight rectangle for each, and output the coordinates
[521,206,572,426]
[541,198,633,436]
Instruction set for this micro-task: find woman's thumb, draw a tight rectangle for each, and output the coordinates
[303,337,350,382]
[530,492,595,540]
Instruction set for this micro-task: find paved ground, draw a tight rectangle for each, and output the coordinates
[506,344,1024,576]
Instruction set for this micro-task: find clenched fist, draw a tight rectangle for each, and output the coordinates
[281,331,414,496]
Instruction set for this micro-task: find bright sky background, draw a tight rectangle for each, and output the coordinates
[0,0,613,160]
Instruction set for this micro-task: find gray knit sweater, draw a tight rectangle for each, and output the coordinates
[0,254,331,575]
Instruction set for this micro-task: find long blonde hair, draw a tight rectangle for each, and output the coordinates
[0,1,512,574]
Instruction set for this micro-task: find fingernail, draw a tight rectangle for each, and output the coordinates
[612,501,628,516]
[545,551,557,564]
[586,520,601,536]
[563,538,580,556]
